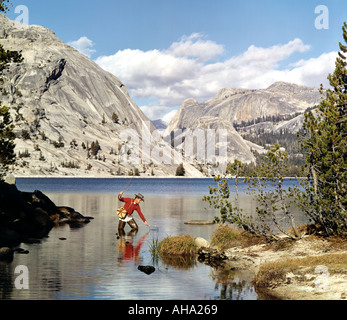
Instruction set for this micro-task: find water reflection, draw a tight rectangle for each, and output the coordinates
[160,254,197,270]
[117,230,149,263]
[211,268,257,300]
[0,263,13,299]
[0,193,260,300]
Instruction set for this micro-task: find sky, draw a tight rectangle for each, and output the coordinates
[5,0,347,122]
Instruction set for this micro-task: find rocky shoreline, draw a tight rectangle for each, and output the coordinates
[0,181,92,262]
[194,236,347,300]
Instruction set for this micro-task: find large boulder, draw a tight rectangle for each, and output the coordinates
[0,182,29,222]
[0,182,55,242]
[22,190,59,215]
[57,206,92,226]
[194,237,210,248]
[0,226,21,247]
[0,247,13,262]
[0,181,91,247]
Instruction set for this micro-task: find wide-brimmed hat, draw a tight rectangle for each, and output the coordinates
[135,193,145,201]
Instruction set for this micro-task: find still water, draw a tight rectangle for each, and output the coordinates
[0,178,302,300]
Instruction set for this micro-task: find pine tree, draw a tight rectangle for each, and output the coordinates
[0,105,16,179]
[175,163,185,176]
[90,140,100,157]
[112,112,119,123]
[298,22,347,236]
[0,43,23,74]
[0,0,9,14]
[203,159,250,226]
[0,1,23,180]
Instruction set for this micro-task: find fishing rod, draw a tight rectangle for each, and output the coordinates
[121,175,134,193]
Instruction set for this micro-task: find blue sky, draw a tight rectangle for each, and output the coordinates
[5,0,347,121]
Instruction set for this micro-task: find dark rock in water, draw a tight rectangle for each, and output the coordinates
[0,247,13,262]
[0,182,52,245]
[0,181,91,250]
[197,247,227,268]
[58,206,92,224]
[22,190,59,215]
[138,265,155,275]
[13,248,29,254]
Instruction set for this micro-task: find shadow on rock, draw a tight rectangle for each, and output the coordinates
[0,181,92,260]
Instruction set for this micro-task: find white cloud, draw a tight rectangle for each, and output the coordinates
[284,52,337,87]
[95,34,337,121]
[68,36,96,58]
[234,38,311,68]
[139,104,170,121]
[166,33,225,61]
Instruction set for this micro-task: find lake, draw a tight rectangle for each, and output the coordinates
[0,178,304,300]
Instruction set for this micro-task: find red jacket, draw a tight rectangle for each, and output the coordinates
[118,194,147,223]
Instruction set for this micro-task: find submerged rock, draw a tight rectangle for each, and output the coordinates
[138,265,156,275]
[184,220,214,225]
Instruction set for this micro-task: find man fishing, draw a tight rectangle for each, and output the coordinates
[118,191,149,232]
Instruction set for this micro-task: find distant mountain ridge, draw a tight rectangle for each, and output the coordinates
[166,81,321,133]
[152,119,168,131]
[165,81,322,171]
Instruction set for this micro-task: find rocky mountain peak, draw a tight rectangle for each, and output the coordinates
[181,97,199,108]
[266,81,319,94]
[0,14,203,177]
[214,87,254,101]
[0,14,62,45]
[165,81,322,170]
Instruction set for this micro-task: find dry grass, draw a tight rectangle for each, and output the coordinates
[210,225,265,250]
[158,234,198,257]
[254,252,347,288]
[324,235,347,251]
[210,225,243,250]
[264,238,296,251]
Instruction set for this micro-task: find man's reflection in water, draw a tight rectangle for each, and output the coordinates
[117,229,149,263]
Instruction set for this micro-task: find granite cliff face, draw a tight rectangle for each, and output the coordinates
[167,82,321,133]
[165,82,322,168]
[0,15,202,177]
